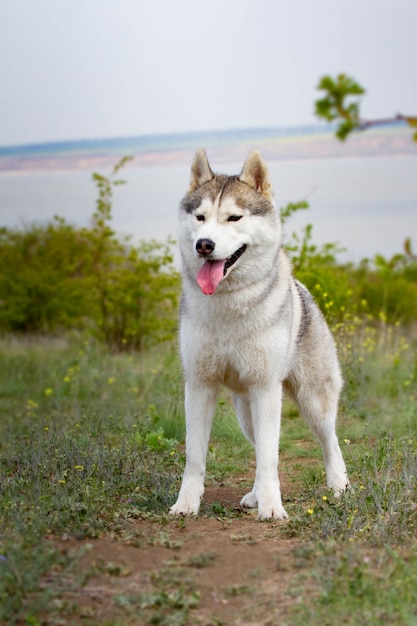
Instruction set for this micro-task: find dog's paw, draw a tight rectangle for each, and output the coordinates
[328,473,350,497]
[257,502,289,521]
[169,496,200,517]
[332,482,351,498]
[241,490,289,520]
[240,490,258,509]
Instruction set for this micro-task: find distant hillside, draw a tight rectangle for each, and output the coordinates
[0,123,415,173]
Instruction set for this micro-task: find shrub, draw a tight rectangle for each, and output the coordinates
[0,218,92,332]
[0,172,415,346]
[0,158,180,348]
[281,202,417,326]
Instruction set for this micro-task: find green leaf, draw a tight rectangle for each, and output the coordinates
[315,73,365,141]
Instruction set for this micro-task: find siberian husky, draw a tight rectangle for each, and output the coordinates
[170,149,349,520]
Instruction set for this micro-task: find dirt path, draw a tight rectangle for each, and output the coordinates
[49,484,315,625]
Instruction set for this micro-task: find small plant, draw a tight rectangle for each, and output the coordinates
[224,584,254,597]
[88,160,180,349]
[185,551,218,569]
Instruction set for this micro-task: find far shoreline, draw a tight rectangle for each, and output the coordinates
[0,125,415,175]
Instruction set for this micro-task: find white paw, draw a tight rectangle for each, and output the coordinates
[328,473,350,497]
[257,502,289,521]
[169,492,201,516]
[240,490,258,509]
[241,489,289,520]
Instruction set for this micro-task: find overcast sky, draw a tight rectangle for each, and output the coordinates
[1,0,416,147]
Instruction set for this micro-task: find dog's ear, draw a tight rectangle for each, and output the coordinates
[188,149,214,192]
[239,151,273,200]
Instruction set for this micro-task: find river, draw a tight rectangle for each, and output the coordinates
[1,155,416,264]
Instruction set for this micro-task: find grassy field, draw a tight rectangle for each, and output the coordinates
[0,319,416,625]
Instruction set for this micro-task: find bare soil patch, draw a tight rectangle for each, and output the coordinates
[47,483,315,625]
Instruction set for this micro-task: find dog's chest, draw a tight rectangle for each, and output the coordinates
[185,331,270,392]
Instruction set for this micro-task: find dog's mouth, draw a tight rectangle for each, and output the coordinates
[196,245,246,295]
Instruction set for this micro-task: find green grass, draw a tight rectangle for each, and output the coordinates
[294,543,417,625]
[0,321,416,624]
[0,338,185,533]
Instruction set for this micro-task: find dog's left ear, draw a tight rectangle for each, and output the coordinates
[188,149,214,192]
[239,151,273,200]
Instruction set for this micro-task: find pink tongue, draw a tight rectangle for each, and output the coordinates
[196,260,226,295]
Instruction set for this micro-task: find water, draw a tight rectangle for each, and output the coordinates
[1,155,416,264]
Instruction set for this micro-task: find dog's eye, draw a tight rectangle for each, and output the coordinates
[196,214,205,222]
[228,215,242,222]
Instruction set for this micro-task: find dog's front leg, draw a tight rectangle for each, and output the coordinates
[169,382,217,516]
[241,383,288,520]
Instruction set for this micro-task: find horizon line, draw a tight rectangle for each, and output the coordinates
[0,122,341,153]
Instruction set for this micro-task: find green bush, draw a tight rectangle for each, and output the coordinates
[0,171,415,347]
[352,245,417,324]
[0,218,92,332]
[0,158,180,348]
[282,202,417,326]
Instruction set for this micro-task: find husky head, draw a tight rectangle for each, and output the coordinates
[179,149,281,295]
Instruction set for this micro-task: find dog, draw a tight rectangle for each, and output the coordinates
[169,149,349,520]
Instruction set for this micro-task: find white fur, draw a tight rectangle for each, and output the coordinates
[170,150,348,520]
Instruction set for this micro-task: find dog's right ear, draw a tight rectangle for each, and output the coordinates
[188,149,214,192]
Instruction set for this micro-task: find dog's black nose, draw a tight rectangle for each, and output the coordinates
[196,238,215,256]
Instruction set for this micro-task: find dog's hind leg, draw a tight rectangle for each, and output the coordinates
[234,393,255,445]
[313,416,349,495]
[289,377,349,495]
[234,393,258,509]
[169,382,217,516]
